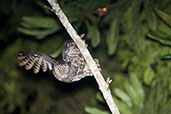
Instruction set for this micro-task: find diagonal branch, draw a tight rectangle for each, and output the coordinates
[46,0,120,114]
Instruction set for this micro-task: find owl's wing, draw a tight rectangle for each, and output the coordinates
[18,51,57,73]
[62,40,81,63]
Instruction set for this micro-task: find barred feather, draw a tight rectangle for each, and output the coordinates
[41,59,48,72]
[25,56,37,70]
[18,51,57,73]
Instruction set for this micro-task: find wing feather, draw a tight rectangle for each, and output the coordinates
[25,56,37,70]
[18,51,57,73]
[41,59,48,72]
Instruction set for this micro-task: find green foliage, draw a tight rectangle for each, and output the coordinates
[84,0,171,114]
[89,73,145,114]
[161,54,171,60]
[50,41,67,58]
[106,19,120,55]
[143,66,155,85]
[147,32,171,45]
[85,107,109,114]
[86,21,101,48]
[113,88,132,107]
[155,9,171,26]
[18,16,60,39]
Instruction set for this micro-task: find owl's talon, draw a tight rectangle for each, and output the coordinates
[80,33,85,38]
[79,33,87,47]
[106,77,112,90]
[106,77,112,84]
[87,59,101,77]
[88,69,93,76]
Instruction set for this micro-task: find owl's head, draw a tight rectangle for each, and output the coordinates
[53,63,70,79]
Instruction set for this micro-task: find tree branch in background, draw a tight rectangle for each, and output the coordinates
[46,0,120,114]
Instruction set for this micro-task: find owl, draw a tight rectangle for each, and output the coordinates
[18,40,99,83]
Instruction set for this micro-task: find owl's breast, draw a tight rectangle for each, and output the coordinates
[52,64,77,83]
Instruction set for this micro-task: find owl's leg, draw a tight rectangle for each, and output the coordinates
[87,58,101,76]
[79,33,89,48]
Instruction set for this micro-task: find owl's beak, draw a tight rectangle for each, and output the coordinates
[60,70,64,74]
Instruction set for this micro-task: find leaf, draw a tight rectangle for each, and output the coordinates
[19,16,61,39]
[155,9,171,26]
[147,32,171,45]
[113,88,132,107]
[122,7,133,31]
[158,20,171,36]
[106,19,120,55]
[18,26,59,39]
[88,15,100,25]
[50,41,67,58]
[144,1,157,31]
[143,66,155,85]
[96,92,105,103]
[113,97,132,114]
[86,22,101,48]
[21,16,59,28]
[85,107,109,114]
[124,81,140,106]
[161,54,171,60]
[129,72,145,103]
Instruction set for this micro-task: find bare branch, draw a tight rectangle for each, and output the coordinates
[46,0,120,114]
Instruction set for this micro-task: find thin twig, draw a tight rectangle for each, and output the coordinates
[46,0,120,114]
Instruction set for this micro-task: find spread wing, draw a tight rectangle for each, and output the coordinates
[18,51,57,73]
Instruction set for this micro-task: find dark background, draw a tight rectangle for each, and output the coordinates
[0,0,170,114]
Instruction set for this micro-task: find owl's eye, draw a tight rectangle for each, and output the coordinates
[57,67,60,71]
[63,67,67,70]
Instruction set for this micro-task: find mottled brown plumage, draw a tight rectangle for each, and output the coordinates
[18,40,100,83]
